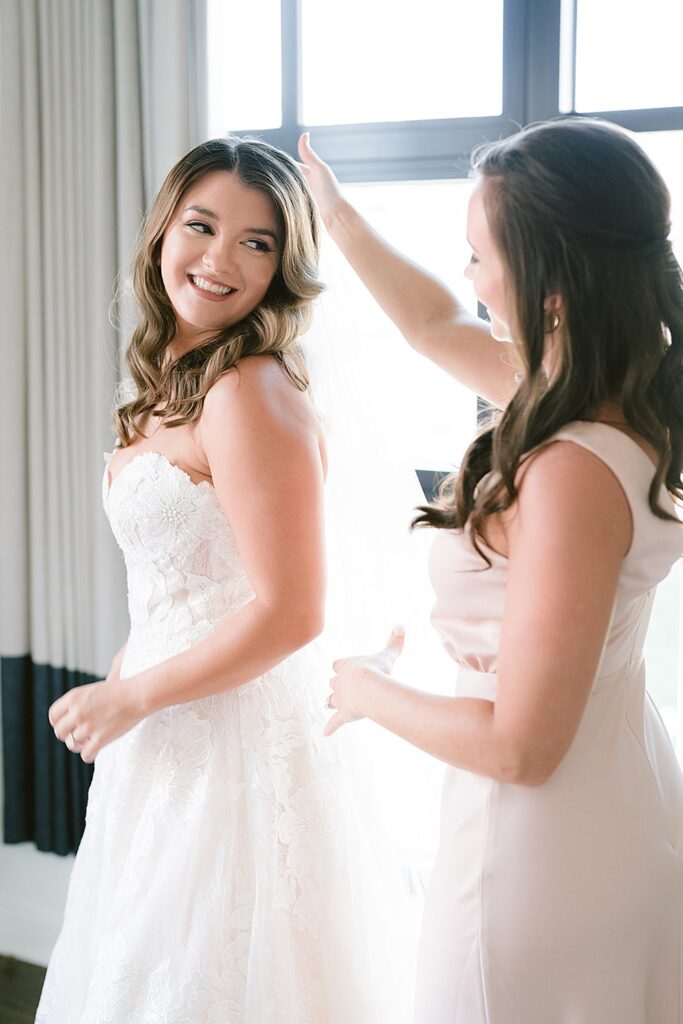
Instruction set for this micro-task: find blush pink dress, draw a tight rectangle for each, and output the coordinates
[414,421,683,1024]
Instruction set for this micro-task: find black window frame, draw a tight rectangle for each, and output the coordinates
[199,0,683,182]
[197,0,683,498]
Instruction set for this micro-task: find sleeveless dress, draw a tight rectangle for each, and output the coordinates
[414,422,683,1024]
[36,450,403,1024]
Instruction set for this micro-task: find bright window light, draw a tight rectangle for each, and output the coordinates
[301,0,504,126]
[574,0,683,111]
[206,0,282,134]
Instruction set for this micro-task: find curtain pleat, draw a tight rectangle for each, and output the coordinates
[0,0,201,855]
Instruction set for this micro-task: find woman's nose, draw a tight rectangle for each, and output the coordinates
[202,241,237,277]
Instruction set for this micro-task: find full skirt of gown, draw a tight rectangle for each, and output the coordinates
[36,450,407,1024]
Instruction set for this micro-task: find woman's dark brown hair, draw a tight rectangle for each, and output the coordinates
[414,117,683,557]
[114,136,323,446]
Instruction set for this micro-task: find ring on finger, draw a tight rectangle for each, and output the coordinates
[65,731,77,753]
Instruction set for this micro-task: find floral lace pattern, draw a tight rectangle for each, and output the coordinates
[36,451,401,1024]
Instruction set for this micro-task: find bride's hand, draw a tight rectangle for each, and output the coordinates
[324,626,405,737]
[297,132,345,229]
[49,677,143,764]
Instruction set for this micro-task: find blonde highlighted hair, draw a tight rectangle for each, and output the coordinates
[114,136,323,446]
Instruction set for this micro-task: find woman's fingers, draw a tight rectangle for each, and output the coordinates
[79,739,98,765]
[297,130,316,163]
[381,625,405,671]
[323,711,346,737]
[48,694,70,728]
[49,694,89,748]
[53,714,78,743]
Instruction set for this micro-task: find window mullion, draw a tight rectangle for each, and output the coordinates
[502,0,530,126]
[524,0,563,123]
[280,0,301,129]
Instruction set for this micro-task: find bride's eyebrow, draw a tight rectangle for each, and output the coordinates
[184,204,218,220]
[244,227,279,243]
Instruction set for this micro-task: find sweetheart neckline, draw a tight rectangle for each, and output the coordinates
[105,449,216,499]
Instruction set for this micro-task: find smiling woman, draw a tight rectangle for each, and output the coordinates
[159,174,281,355]
[35,136,409,1024]
[114,136,321,447]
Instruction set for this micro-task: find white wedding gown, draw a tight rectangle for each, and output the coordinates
[36,449,406,1024]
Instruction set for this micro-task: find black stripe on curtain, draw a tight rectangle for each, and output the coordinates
[2,655,94,855]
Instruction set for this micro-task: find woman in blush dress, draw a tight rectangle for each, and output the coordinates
[300,118,683,1023]
[37,136,404,1024]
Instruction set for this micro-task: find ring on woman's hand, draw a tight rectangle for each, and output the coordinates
[65,732,77,752]
[325,693,335,710]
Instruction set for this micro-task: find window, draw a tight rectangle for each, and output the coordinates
[571,0,683,113]
[206,2,282,134]
[300,0,504,125]
[203,0,683,812]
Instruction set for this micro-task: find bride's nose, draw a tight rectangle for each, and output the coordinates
[201,240,237,276]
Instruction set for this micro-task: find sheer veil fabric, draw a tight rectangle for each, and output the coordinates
[301,244,453,980]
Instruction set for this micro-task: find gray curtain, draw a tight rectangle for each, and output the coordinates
[0,0,203,854]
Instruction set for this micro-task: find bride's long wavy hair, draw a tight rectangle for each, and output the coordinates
[114,136,323,446]
[414,118,683,558]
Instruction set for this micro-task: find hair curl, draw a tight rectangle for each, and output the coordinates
[414,117,683,559]
[114,136,323,446]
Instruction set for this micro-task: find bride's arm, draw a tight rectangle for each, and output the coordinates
[298,133,517,410]
[50,356,326,761]
[136,356,326,710]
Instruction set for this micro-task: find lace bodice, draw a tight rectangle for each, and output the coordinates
[103,450,254,675]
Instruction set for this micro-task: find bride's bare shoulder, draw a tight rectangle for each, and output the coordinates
[201,355,315,432]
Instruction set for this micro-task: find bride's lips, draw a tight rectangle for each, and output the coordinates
[187,274,237,302]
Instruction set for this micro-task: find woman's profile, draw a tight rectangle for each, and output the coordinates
[301,118,683,1023]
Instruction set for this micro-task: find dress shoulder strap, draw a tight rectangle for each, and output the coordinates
[551,420,656,495]
[550,421,681,575]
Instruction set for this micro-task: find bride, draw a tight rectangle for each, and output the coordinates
[37,135,407,1024]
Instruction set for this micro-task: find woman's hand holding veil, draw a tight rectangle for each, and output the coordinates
[324,627,406,737]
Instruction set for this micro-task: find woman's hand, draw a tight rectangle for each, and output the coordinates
[297,132,345,229]
[49,676,144,764]
[324,626,405,737]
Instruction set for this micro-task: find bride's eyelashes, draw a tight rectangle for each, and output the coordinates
[184,220,275,253]
[185,219,212,234]
[243,238,275,253]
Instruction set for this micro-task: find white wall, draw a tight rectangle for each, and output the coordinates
[0,842,72,966]
[0,678,73,967]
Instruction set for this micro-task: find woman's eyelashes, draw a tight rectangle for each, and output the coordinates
[468,252,479,266]
[244,238,274,253]
[184,221,274,253]
[185,219,213,234]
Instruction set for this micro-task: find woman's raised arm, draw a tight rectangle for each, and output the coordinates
[298,132,518,409]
